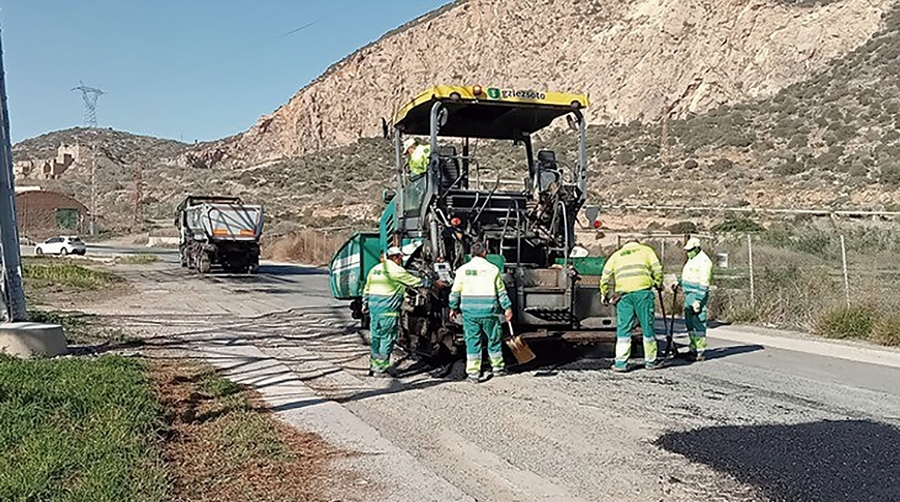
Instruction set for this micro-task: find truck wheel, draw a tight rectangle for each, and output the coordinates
[198,254,211,274]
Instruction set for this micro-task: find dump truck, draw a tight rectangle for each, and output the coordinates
[329,85,615,360]
[176,195,264,274]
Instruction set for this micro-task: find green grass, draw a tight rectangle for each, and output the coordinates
[22,258,119,290]
[0,356,166,502]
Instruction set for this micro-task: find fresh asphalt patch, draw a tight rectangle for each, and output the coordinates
[656,419,900,502]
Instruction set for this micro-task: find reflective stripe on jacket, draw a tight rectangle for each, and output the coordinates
[599,242,663,295]
[363,259,422,316]
[680,250,713,306]
[409,144,431,176]
[448,256,512,317]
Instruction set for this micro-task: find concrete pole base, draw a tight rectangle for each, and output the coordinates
[0,322,68,358]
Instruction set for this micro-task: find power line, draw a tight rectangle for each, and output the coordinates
[71,80,105,127]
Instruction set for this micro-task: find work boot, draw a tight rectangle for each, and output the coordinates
[491,367,509,378]
[611,363,629,373]
[466,375,480,384]
[645,360,667,371]
[694,351,706,362]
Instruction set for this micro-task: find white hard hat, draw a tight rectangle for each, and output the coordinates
[403,138,417,151]
[684,237,701,250]
[386,246,403,257]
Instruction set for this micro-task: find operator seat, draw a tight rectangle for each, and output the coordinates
[437,145,464,190]
[535,150,561,192]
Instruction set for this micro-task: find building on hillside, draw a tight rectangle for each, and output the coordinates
[15,186,89,239]
[13,143,84,179]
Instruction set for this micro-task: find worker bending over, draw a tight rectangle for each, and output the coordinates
[363,246,423,377]
[600,238,665,372]
[449,242,513,383]
[673,237,713,361]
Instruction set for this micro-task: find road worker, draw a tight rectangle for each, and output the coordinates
[449,241,513,383]
[404,137,431,177]
[673,237,713,361]
[599,238,665,372]
[362,246,423,377]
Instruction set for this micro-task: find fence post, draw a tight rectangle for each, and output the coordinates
[840,234,850,308]
[661,238,666,270]
[747,234,755,305]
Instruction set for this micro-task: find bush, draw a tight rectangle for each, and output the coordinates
[711,215,764,233]
[815,305,877,339]
[711,158,734,172]
[666,221,699,234]
[615,149,636,166]
[871,313,900,346]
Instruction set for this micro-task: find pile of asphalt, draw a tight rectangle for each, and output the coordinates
[656,419,900,502]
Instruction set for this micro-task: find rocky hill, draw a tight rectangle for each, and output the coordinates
[14,0,900,235]
[189,0,894,167]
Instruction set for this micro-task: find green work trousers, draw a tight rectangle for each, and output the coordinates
[684,298,708,355]
[462,315,504,377]
[369,313,399,373]
[615,289,658,368]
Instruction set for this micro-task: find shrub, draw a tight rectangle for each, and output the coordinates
[615,149,635,165]
[711,215,764,233]
[711,158,734,172]
[666,221,698,234]
[815,305,877,339]
[871,313,900,346]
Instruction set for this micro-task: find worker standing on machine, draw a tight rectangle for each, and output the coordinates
[363,246,423,377]
[599,238,665,372]
[673,237,713,362]
[404,137,431,177]
[449,242,514,383]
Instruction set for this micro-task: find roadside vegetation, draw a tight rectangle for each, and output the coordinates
[0,356,342,502]
[22,256,120,290]
[154,362,342,501]
[117,253,159,265]
[262,229,351,265]
[0,356,167,501]
[694,217,900,347]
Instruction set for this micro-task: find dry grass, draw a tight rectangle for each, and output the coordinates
[262,230,350,266]
[152,362,350,502]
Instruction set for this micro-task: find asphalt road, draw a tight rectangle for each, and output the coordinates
[77,250,900,501]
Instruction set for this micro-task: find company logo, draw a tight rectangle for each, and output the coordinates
[486,87,546,100]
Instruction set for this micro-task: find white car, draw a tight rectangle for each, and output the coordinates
[35,236,87,256]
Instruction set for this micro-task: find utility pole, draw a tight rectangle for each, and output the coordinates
[90,152,97,235]
[133,162,142,230]
[0,29,27,321]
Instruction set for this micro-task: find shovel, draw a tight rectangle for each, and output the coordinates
[505,321,536,364]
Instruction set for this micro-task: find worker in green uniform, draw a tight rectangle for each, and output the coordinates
[673,237,714,362]
[404,137,431,177]
[449,242,513,383]
[362,246,423,377]
[599,238,665,372]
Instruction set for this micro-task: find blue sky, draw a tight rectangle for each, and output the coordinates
[1,0,450,144]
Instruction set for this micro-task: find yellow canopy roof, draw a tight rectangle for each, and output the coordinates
[392,85,589,139]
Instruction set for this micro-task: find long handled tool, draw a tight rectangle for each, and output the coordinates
[660,288,680,359]
[505,321,536,364]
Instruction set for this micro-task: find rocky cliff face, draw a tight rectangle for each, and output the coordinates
[193,0,894,167]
